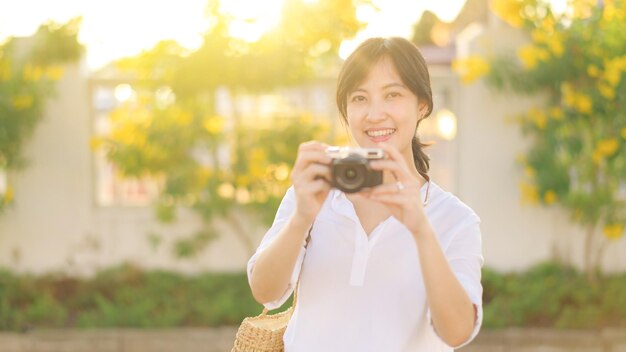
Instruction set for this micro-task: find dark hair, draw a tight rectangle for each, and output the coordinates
[336,37,433,181]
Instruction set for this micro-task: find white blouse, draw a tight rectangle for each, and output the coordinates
[247,181,483,351]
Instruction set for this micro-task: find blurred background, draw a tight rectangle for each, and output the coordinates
[0,0,625,351]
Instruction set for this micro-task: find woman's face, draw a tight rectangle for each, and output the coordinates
[346,56,425,164]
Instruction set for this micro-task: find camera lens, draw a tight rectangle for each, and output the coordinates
[344,168,357,180]
[334,164,366,192]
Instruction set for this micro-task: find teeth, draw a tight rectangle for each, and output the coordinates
[366,129,395,137]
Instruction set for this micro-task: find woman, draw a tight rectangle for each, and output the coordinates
[247,37,483,351]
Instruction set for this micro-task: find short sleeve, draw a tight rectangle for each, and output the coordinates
[246,186,307,310]
[428,218,484,348]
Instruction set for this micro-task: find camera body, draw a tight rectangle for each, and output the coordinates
[327,146,384,193]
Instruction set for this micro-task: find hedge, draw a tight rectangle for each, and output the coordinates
[1,262,625,331]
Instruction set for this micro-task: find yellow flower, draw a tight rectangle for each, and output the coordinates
[596,138,619,155]
[203,115,225,135]
[603,65,621,87]
[528,107,547,129]
[451,56,490,84]
[603,1,626,21]
[517,45,549,70]
[622,127,626,140]
[110,122,146,147]
[561,84,577,108]
[543,190,557,205]
[561,84,593,114]
[587,65,600,77]
[537,49,550,61]
[574,93,593,114]
[598,83,616,100]
[491,0,524,27]
[572,0,596,19]
[524,166,536,178]
[531,30,548,43]
[603,223,624,240]
[549,107,564,120]
[235,174,250,187]
[519,181,539,205]
[299,113,313,124]
[593,138,619,163]
[249,148,268,177]
[172,108,193,126]
[539,15,556,33]
[518,45,538,69]
[90,137,104,150]
[44,66,65,81]
[11,95,34,110]
[23,64,43,81]
[547,39,564,57]
[3,186,14,203]
[0,60,11,81]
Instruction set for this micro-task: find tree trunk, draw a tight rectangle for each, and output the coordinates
[584,223,598,284]
[593,236,608,281]
[227,211,256,257]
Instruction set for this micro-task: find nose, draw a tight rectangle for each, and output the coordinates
[365,99,387,123]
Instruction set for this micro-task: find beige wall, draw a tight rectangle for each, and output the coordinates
[454,18,626,272]
[1,24,625,276]
[0,63,257,276]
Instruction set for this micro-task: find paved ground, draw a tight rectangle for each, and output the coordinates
[1,327,626,352]
[0,327,239,352]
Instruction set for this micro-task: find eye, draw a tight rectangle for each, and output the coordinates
[350,95,366,103]
[386,91,401,99]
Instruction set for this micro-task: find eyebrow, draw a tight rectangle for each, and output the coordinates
[382,83,407,89]
[350,82,407,94]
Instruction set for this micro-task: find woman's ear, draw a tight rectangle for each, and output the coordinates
[417,103,428,120]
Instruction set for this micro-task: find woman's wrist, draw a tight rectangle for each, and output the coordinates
[411,218,435,244]
[289,213,314,242]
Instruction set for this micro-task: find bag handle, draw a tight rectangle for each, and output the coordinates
[259,225,312,316]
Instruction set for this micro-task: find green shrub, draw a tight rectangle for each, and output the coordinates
[482,262,626,329]
[1,262,625,331]
[0,264,294,331]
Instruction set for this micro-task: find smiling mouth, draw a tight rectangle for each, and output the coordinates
[365,129,396,137]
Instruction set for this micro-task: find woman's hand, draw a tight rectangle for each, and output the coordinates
[290,141,333,225]
[364,142,429,235]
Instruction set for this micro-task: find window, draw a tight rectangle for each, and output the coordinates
[91,82,163,206]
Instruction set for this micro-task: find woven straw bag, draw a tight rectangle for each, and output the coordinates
[231,301,295,352]
[232,234,311,352]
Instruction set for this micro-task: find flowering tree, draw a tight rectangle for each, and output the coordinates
[0,19,82,213]
[453,0,626,281]
[99,99,331,256]
[97,0,361,257]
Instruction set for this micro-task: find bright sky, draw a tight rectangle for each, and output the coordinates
[0,0,468,71]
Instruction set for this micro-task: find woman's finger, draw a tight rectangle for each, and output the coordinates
[368,193,413,207]
[369,159,406,176]
[367,181,420,196]
[377,142,408,164]
[377,143,412,176]
[297,163,332,184]
[292,150,332,175]
[298,140,329,152]
[304,178,332,193]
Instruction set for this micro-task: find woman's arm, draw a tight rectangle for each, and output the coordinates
[249,141,331,305]
[249,214,311,304]
[365,143,480,347]
[413,221,477,347]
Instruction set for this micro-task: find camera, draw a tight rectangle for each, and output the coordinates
[327,147,384,193]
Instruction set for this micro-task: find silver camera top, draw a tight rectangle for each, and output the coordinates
[326,146,385,160]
